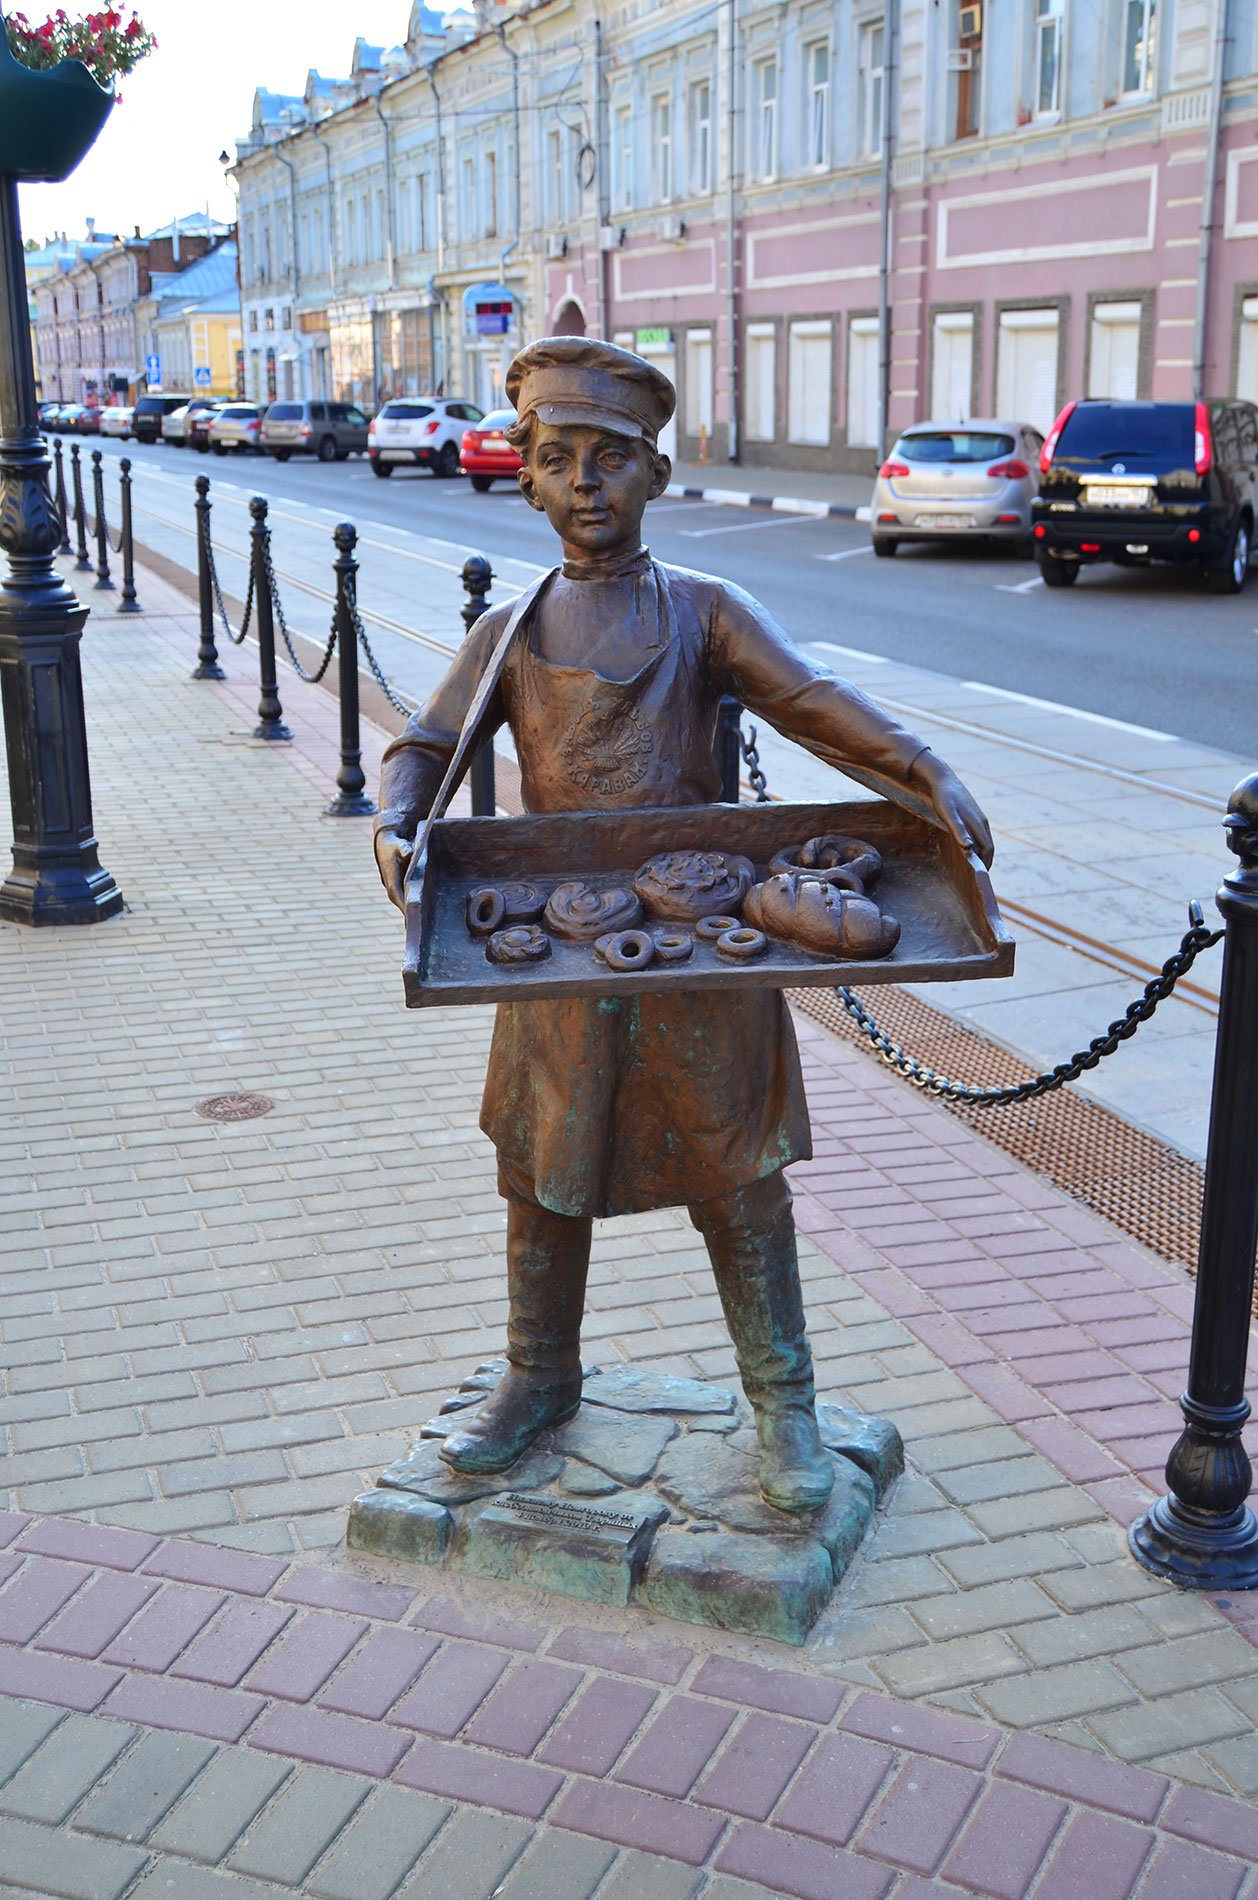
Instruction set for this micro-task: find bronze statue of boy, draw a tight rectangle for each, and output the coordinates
[375,338,992,1514]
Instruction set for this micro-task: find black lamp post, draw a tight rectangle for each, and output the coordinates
[1130,775,1258,1588]
[0,35,120,924]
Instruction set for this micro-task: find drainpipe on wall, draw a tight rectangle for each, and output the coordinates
[726,0,740,463]
[372,91,397,291]
[876,0,899,455]
[594,17,610,342]
[1192,0,1229,401]
[273,143,301,394]
[494,23,523,263]
[428,62,450,392]
[313,121,339,298]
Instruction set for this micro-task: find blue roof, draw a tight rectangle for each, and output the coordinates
[150,242,238,306]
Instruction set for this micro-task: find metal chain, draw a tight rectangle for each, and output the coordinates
[201,511,253,646]
[836,907,1223,1107]
[347,576,413,717]
[742,724,1225,1106]
[262,540,338,683]
[740,721,771,803]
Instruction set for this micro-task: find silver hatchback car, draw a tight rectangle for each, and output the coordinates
[870,419,1043,556]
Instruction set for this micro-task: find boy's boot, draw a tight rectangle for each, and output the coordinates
[691,1172,834,1514]
[440,1194,591,1474]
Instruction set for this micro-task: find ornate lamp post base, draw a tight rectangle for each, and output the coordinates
[1130,1494,1258,1591]
[0,164,121,926]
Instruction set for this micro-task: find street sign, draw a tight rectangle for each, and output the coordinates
[145,352,160,389]
[193,365,212,387]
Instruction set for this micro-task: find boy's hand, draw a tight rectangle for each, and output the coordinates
[373,810,419,911]
[911,753,995,868]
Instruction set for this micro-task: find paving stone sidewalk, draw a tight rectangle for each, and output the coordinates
[0,561,1256,1897]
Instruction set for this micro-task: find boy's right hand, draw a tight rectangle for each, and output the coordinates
[373,812,418,912]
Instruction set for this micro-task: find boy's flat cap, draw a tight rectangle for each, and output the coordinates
[506,336,675,444]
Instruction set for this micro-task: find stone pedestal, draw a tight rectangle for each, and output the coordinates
[348,1362,903,1646]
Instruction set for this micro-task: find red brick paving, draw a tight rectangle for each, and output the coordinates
[0,1506,1254,1894]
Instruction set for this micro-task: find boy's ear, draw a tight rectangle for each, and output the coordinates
[517,465,547,512]
[648,451,672,500]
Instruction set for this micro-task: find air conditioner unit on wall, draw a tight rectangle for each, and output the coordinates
[545,233,569,260]
[947,49,974,71]
[657,214,686,243]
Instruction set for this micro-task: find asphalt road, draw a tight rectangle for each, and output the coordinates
[87,437,1258,755]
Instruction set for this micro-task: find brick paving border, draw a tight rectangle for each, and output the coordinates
[0,1508,1256,1899]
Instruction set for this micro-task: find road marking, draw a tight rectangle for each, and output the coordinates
[816,545,874,562]
[810,640,888,664]
[678,513,826,540]
[994,576,1045,595]
[961,680,1176,741]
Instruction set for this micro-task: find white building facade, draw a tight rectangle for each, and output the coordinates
[232,0,1258,470]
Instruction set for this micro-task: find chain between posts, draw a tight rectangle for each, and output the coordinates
[346,580,413,717]
[739,718,1225,1102]
[198,498,253,647]
[261,537,338,684]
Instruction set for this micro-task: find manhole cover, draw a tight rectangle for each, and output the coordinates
[194,1092,274,1122]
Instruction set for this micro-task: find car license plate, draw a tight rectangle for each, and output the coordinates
[1085,484,1151,507]
[918,513,973,529]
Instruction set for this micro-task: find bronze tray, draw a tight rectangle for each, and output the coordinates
[402,800,1014,1008]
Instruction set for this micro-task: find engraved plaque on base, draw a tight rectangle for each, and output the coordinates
[459,1489,667,1606]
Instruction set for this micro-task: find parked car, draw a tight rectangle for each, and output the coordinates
[37,400,61,426]
[132,393,190,444]
[460,408,522,491]
[870,420,1043,556]
[208,403,263,455]
[186,402,229,451]
[367,397,483,478]
[99,405,134,439]
[162,396,219,447]
[1032,398,1258,594]
[260,400,369,462]
[46,403,85,432]
[76,405,103,436]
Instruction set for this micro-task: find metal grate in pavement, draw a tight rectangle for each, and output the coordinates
[792,983,1209,1282]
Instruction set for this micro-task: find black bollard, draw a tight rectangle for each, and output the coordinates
[90,450,113,590]
[117,457,139,613]
[191,474,224,677]
[70,442,91,569]
[249,495,292,741]
[716,696,742,803]
[324,522,376,817]
[1130,773,1258,1589]
[462,552,495,816]
[52,436,70,552]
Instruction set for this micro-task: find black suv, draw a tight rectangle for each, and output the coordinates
[1032,399,1257,593]
[132,393,191,444]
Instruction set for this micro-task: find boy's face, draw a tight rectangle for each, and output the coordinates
[518,421,671,558]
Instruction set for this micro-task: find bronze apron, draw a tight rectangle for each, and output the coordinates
[481,560,812,1219]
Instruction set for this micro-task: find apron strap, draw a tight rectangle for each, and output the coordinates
[411,567,557,870]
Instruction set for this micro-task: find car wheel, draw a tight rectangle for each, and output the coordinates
[470,475,493,493]
[317,435,337,463]
[1207,515,1251,595]
[272,450,291,462]
[436,441,461,478]
[871,536,898,557]
[1038,557,1079,587]
[370,460,393,478]
[212,444,226,456]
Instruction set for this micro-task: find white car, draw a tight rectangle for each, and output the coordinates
[99,405,134,439]
[367,397,484,478]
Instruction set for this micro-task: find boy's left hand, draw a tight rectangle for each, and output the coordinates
[911,752,994,867]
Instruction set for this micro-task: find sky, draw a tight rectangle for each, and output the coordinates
[16,0,414,246]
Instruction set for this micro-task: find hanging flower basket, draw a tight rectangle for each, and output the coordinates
[0,9,156,181]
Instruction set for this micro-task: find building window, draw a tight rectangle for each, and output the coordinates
[651,95,672,203]
[463,157,476,237]
[1121,0,1155,94]
[807,42,830,169]
[848,316,881,448]
[1239,296,1258,402]
[264,307,274,332]
[1088,300,1141,401]
[996,306,1060,434]
[953,1,982,139]
[1033,0,1063,115]
[547,128,564,224]
[249,309,258,333]
[788,321,832,445]
[688,81,712,194]
[484,152,498,238]
[752,57,777,180]
[931,311,974,419]
[281,306,291,332]
[857,22,885,159]
[613,104,633,212]
[684,328,713,436]
[745,323,776,440]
